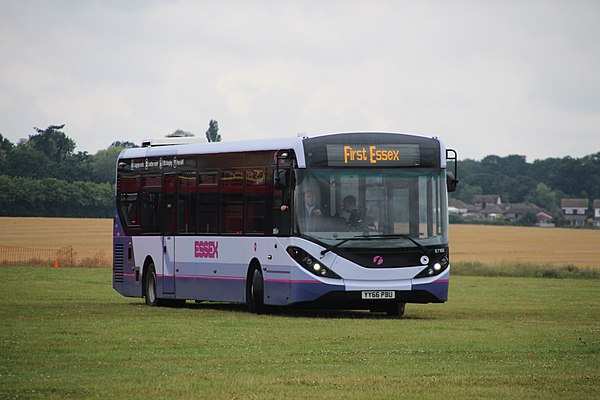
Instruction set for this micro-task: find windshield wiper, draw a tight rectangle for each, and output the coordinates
[320,234,432,257]
[320,236,371,256]
[366,234,432,258]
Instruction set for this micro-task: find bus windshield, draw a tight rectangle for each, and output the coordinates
[294,168,448,250]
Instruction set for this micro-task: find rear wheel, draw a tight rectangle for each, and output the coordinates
[248,268,266,314]
[144,263,184,307]
[386,302,406,317]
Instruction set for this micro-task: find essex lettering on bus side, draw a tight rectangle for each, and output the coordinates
[194,241,219,258]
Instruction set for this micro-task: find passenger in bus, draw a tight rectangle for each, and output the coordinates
[340,195,358,223]
[339,195,370,231]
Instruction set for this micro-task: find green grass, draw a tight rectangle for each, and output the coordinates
[1,267,599,399]
[453,261,600,279]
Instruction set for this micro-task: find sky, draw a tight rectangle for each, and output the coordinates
[1,0,599,161]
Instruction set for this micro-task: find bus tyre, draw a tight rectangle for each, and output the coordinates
[387,302,406,317]
[248,268,266,314]
[145,264,159,306]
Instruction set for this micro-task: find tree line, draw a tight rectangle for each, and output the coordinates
[0,122,220,218]
[0,125,598,220]
[0,125,133,217]
[450,153,600,224]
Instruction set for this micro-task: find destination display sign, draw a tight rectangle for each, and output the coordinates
[326,144,421,167]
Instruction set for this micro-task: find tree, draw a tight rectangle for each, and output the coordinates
[167,129,195,138]
[90,146,123,184]
[0,175,112,217]
[452,182,482,203]
[88,141,138,184]
[526,183,559,214]
[0,134,14,174]
[516,211,538,227]
[4,142,52,179]
[111,141,136,148]
[205,120,221,142]
[30,124,75,162]
[506,175,538,203]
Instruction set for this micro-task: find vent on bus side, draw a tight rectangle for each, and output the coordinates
[113,244,125,284]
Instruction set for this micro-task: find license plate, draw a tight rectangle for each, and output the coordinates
[361,290,395,299]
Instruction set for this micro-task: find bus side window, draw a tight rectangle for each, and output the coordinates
[117,173,141,231]
[246,168,266,234]
[177,172,197,234]
[221,169,243,234]
[198,172,218,234]
[141,175,162,234]
[120,193,139,226]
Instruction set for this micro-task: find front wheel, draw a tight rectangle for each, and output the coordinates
[386,302,406,317]
[248,268,266,314]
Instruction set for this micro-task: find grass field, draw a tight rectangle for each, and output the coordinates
[1,266,598,399]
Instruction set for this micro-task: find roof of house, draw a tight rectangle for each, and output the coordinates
[449,199,470,209]
[502,202,544,214]
[561,198,588,208]
[594,199,600,208]
[481,204,504,215]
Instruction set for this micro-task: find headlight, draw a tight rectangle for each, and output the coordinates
[287,246,342,279]
[414,256,449,279]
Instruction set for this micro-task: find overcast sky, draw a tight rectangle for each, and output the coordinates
[1,0,599,161]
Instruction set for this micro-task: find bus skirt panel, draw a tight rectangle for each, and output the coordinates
[157,274,247,303]
[411,268,450,302]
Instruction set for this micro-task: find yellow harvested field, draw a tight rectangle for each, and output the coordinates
[1,217,599,269]
[0,217,113,266]
[0,217,112,254]
[450,224,600,268]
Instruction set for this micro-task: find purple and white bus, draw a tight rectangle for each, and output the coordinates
[113,132,458,316]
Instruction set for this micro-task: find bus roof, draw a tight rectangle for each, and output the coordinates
[120,136,308,167]
[119,132,444,169]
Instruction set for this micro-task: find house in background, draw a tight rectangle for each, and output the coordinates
[502,202,543,220]
[448,199,469,216]
[480,203,504,221]
[451,196,598,227]
[472,195,501,209]
[561,198,588,227]
[450,196,553,226]
[536,212,554,227]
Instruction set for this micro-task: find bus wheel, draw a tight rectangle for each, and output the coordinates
[145,264,159,306]
[386,302,406,317]
[248,268,266,314]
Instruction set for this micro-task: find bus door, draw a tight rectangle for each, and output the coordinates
[162,174,177,293]
[272,167,292,235]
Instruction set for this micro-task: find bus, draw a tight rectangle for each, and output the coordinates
[113,132,458,316]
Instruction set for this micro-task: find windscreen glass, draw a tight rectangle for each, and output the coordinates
[294,168,448,249]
